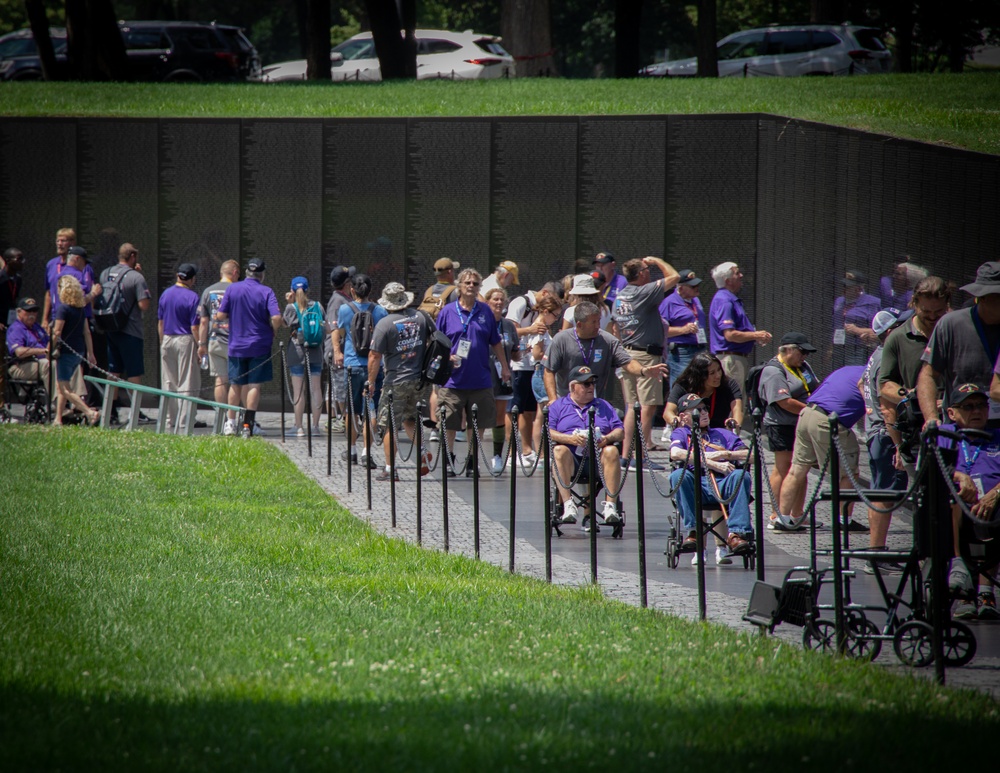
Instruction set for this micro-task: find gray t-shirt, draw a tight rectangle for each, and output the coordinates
[198,279,233,345]
[924,307,1000,410]
[546,328,631,399]
[759,356,820,426]
[863,345,885,441]
[612,281,666,349]
[99,264,150,340]
[371,308,431,385]
[323,290,352,363]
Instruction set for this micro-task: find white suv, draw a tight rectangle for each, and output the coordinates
[262,29,515,82]
[641,25,891,77]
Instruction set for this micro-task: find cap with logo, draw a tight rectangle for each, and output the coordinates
[434,257,459,272]
[176,262,198,280]
[872,307,914,338]
[290,276,309,292]
[593,252,615,265]
[17,297,40,311]
[677,393,706,413]
[779,331,817,352]
[950,383,989,405]
[676,269,702,287]
[248,258,266,273]
[568,365,598,384]
[67,245,88,262]
[841,269,866,287]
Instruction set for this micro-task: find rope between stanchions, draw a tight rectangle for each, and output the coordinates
[833,430,926,514]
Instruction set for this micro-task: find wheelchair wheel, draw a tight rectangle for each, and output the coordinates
[802,619,837,653]
[893,620,935,667]
[846,614,882,662]
[942,620,977,667]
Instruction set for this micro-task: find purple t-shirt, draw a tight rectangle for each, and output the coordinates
[599,273,628,310]
[46,257,95,318]
[157,284,200,337]
[660,291,706,346]
[939,424,1000,493]
[709,288,754,355]
[880,276,912,310]
[669,425,746,469]
[549,395,623,454]
[217,277,280,358]
[6,320,49,359]
[833,292,881,337]
[807,365,866,429]
[437,299,500,391]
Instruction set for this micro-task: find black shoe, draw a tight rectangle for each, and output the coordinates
[109,410,122,426]
[137,411,155,425]
[844,519,869,533]
[194,420,208,429]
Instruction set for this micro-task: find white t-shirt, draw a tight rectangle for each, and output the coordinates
[564,303,610,331]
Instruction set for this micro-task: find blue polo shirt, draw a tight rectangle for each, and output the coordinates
[436,299,500,391]
[709,288,754,355]
[158,284,199,336]
[807,365,866,429]
[217,277,280,358]
[660,290,706,346]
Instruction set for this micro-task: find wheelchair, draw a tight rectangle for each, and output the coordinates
[548,448,626,540]
[2,356,49,424]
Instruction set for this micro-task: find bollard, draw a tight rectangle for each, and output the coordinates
[364,378,373,510]
[542,405,552,583]
[416,401,425,546]
[279,342,286,443]
[326,360,333,477]
[508,406,519,573]
[633,402,647,608]
[828,412,846,655]
[46,334,54,424]
[692,409,706,621]
[345,367,354,494]
[752,409,765,581]
[588,405,598,583]
[439,405,449,553]
[387,387,396,529]
[924,423,950,685]
[472,404,481,559]
[305,348,313,458]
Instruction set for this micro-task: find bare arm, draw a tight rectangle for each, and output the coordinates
[367,351,383,391]
[917,363,941,428]
[645,256,680,292]
[774,397,807,415]
[270,314,282,333]
[724,328,771,345]
[544,369,557,403]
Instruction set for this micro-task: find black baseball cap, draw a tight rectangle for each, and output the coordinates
[677,269,702,287]
[248,258,266,272]
[950,383,989,405]
[17,297,40,311]
[177,263,198,280]
[593,252,615,265]
[779,332,817,353]
[568,365,598,384]
[67,245,88,261]
[677,393,705,413]
[329,265,356,287]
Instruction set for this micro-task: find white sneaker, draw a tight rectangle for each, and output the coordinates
[949,557,974,598]
[691,550,706,566]
[455,430,467,442]
[715,546,733,566]
[602,500,621,525]
[252,422,265,436]
[659,428,671,445]
[330,416,345,434]
[491,455,504,474]
[296,426,306,437]
[559,500,578,524]
[223,418,236,436]
[428,429,440,443]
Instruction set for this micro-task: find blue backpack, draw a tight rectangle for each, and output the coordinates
[294,302,325,347]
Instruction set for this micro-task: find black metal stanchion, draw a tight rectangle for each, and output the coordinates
[345,367,353,493]
[542,405,552,583]
[828,412,847,655]
[439,405,449,554]
[925,424,950,685]
[279,342,286,443]
[326,361,333,477]
[633,401,647,608]
[588,405,598,584]
[752,409,765,581]
[304,349,313,458]
[507,406,519,572]
[416,400,425,546]
[363,379,373,510]
[387,387,396,528]
[46,333,54,424]
[692,408,706,621]
[472,404,481,559]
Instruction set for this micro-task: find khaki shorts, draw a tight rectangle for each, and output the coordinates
[717,352,748,392]
[438,386,496,431]
[620,349,663,407]
[376,379,431,431]
[208,339,229,379]
[792,403,859,473]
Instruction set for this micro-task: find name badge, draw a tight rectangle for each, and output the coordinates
[695,327,707,344]
[833,329,846,345]
[457,339,471,359]
[990,400,1000,422]
[973,474,986,498]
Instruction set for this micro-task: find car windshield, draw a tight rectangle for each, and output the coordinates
[717,32,766,60]
[475,39,511,57]
[333,39,376,61]
[853,29,888,51]
[0,33,66,59]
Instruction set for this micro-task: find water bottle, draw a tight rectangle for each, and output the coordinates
[200,354,209,370]
[427,355,442,379]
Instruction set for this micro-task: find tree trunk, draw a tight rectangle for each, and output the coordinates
[305,0,331,80]
[613,0,642,78]
[400,0,417,79]
[88,0,129,81]
[810,0,846,23]
[502,0,556,78]
[25,0,61,80]
[294,0,309,58]
[696,0,718,77]
[363,0,413,80]
[65,0,90,80]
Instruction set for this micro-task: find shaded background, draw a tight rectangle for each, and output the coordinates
[1,114,997,407]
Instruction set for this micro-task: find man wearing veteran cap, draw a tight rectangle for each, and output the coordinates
[216,258,282,438]
[921,262,1000,429]
[6,297,51,387]
[157,263,201,432]
[593,251,628,311]
[660,268,708,387]
[547,365,625,527]
[480,260,519,298]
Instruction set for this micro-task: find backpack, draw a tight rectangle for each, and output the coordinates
[417,310,454,386]
[92,266,134,333]
[418,283,457,321]
[744,363,768,418]
[294,302,325,347]
[346,301,375,356]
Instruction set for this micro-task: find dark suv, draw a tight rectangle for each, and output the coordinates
[0,27,68,80]
[0,21,260,82]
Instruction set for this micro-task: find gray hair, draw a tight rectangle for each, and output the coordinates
[457,267,482,286]
[899,261,929,288]
[778,344,800,356]
[575,300,601,322]
[711,262,739,289]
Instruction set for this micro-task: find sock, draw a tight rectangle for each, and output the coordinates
[244,409,256,427]
[493,437,504,457]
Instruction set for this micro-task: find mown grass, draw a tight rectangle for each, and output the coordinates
[2,72,999,154]
[1,425,997,771]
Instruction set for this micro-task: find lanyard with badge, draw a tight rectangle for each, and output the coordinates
[574,331,596,366]
[780,357,813,397]
[685,298,707,344]
[970,305,1000,421]
[454,301,473,360]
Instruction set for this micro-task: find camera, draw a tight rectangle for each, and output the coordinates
[894,391,924,464]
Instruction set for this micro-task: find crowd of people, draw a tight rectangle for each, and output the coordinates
[3,229,998,615]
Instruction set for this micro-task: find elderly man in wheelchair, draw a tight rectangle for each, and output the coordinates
[4,297,51,422]
[548,365,625,528]
[668,392,754,559]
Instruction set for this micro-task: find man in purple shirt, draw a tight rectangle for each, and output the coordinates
[660,268,708,387]
[593,252,628,311]
[832,269,882,368]
[6,297,51,387]
[778,365,866,529]
[216,257,282,438]
[668,393,753,557]
[708,261,771,390]
[42,229,98,327]
[548,365,625,526]
[435,268,510,473]
[158,263,201,433]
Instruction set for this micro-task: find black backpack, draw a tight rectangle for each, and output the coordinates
[346,301,375,357]
[417,311,454,386]
[744,363,768,418]
[93,266,135,333]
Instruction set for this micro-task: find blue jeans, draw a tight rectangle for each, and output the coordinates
[669,466,752,534]
[667,344,707,387]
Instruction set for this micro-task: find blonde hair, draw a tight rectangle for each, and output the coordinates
[295,287,311,312]
[57,275,85,308]
[484,287,508,303]
[56,227,76,241]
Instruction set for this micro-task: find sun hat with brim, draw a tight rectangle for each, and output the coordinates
[378,282,414,312]
[677,393,705,413]
[570,274,600,295]
[961,262,1000,297]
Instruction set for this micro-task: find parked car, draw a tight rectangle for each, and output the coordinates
[0,22,260,82]
[262,29,515,83]
[0,27,67,80]
[641,24,892,77]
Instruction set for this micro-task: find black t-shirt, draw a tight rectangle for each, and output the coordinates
[667,376,743,428]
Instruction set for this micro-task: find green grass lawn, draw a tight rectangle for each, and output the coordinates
[2,72,999,155]
[1,425,997,771]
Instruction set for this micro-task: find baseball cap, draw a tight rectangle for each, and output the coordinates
[329,265,355,287]
[779,332,817,352]
[961,262,1000,298]
[290,276,309,292]
[67,245,88,261]
[950,383,989,405]
[841,269,866,287]
[677,269,702,287]
[872,307,913,337]
[248,258,266,272]
[434,257,459,272]
[568,365,598,385]
[498,260,519,285]
[677,393,705,413]
[17,297,39,311]
[593,252,615,265]
[176,262,198,280]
